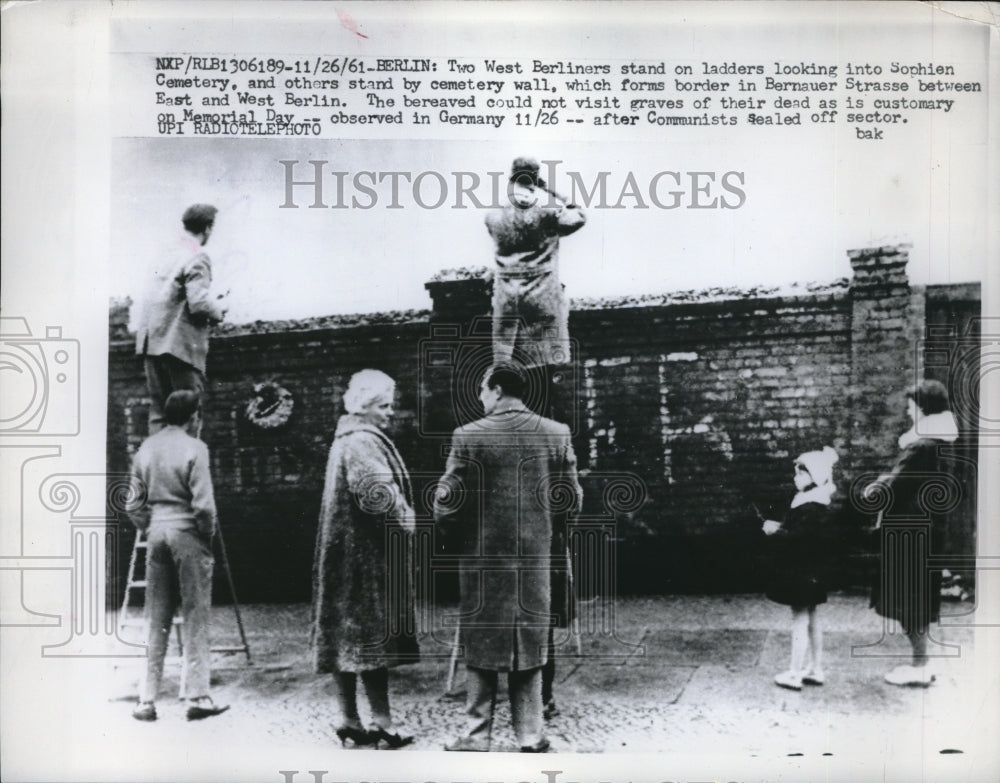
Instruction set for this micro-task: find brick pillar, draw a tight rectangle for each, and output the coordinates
[424,268,493,328]
[847,244,925,479]
[109,296,132,341]
[422,268,494,433]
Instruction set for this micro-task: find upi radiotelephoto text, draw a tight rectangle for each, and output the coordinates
[141,56,982,141]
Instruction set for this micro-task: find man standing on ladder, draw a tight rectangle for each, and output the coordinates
[127,390,229,722]
[485,156,586,422]
[134,203,227,434]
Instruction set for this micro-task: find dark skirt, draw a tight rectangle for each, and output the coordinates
[766,571,828,608]
[869,525,942,629]
[866,437,952,630]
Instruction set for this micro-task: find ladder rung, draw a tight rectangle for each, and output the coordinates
[119,524,251,664]
[119,616,183,626]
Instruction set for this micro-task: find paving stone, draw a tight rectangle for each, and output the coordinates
[105,593,986,761]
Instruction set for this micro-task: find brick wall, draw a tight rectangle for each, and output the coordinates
[107,245,980,602]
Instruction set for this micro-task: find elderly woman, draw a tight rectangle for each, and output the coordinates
[311,369,418,748]
[867,379,959,687]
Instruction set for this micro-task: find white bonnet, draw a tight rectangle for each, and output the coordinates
[794,445,839,487]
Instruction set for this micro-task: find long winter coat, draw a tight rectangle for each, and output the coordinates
[764,501,832,607]
[311,414,418,673]
[870,428,956,629]
[434,408,582,671]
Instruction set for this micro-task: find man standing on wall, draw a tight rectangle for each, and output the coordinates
[485,157,586,421]
[435,365,582,753]
[135,203,226,434]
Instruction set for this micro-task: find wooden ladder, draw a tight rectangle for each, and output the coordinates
[118,523,253,681]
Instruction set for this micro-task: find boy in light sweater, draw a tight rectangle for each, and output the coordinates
[128,390,228,722]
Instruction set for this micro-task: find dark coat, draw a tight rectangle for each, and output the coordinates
[764,501,832,607]
[434,408,582,671]
[311,414,418,673]
[870,436,952,628]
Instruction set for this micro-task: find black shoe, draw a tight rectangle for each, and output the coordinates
[132,702,157,722]
[520,737,551,753]
[336,725,375,748]
[543,700,560,721]
[185,697,230,721]
[370,728,414,750]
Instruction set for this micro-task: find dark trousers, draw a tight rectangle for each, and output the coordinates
[523,364,577,427]
[542,626,556,706]
[140,525,214,702]
[463,665,544,747]
[144,354,205,434]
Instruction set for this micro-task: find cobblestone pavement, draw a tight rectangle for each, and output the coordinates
[99,593,997,779]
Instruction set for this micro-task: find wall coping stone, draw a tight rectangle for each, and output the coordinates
[846,242,913,260]
[112,279,856,341]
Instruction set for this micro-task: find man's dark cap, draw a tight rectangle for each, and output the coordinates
[510,156,541,185]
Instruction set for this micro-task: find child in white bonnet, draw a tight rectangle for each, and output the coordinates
[762,446,839,690]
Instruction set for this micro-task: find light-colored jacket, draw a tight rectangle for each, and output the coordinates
[128,426,217,538]
[486,188,585,367]
[135,233,224,372]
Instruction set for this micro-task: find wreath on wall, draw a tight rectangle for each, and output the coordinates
[245,381,294,430]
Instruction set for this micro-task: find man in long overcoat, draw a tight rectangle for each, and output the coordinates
[435,365,582,753]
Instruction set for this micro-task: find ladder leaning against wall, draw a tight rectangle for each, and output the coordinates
[118,522,253,679]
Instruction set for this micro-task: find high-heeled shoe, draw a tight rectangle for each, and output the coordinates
[369,728,414,750]
[335,725,374,748]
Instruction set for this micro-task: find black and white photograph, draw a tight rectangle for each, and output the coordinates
[2,2,998,782]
